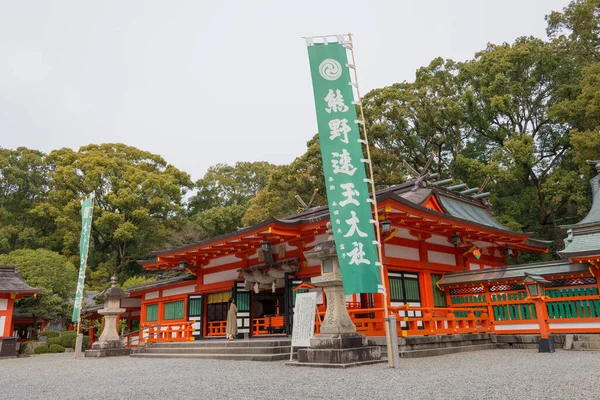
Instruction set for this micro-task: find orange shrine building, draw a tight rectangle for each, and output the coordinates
[0,266,39,342]
[117,166,600,345]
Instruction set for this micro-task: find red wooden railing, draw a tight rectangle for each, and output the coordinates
[207,320,227,337]
[314,305,491,337]
[125,321,194,345]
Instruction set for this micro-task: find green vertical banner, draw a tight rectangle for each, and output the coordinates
[306,37,381,295]
[72,192,94,322]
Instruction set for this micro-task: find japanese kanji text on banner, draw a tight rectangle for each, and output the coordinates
[306,38,381,295]
[72,192,94,322]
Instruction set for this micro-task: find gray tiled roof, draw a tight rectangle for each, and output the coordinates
[559,172,600,258]
[560,231,600,257]
[437,195,507,230]
[576,176,600,225]
[0,265,39,294]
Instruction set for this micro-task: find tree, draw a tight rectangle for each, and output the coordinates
[36,144,192,282]
[546,0,600,63]
[362,57,465,183]
[242,135,327,225]
[0,147,54,252]
[455,37,583,239]
[188,161,277,216]
[0,249,78,335]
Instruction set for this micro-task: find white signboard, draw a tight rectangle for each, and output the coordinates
[291,291,317,347]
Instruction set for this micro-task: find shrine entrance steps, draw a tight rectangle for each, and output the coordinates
[130,338,292,361]
[370,333,496,358]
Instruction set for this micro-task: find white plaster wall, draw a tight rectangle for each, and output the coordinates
[469,263,480,271]
[483,265,492,269]
[0,298,7,311]
[0,316,5,335]
[204,254,242,269]
[145,291,159,300]
[549,322,600,329]
[121,298,141,308]
[426,235,454,247]
[427,251,456,266]
[203,269,239,285]
[385,244,419,261]
[163,284,196,297]
[494,323,539,331]
[392,228,414,240]
[305,234,329,248]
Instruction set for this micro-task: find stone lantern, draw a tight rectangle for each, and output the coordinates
[85,276,131,357]
[296,223,381,366]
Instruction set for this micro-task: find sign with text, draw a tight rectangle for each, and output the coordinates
[72,192,94,322]
[291,291,318,347]
[306,38,381,294]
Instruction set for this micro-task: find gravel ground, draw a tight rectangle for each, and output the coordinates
[1,349,599,399]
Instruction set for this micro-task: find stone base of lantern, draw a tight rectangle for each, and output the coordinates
[293,333,383,368]
[84,340,131,357]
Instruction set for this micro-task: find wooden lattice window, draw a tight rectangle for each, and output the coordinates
[164,300,185,320]
[146,304,158,322]
[431,274,447,307]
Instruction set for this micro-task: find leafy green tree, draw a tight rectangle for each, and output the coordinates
[188,161,276,215]
[455,37,583,239]
[546,0,600,63]
[242,135,326,225]
[36,144,192,282]
[0,249,78,336]
[363,58,465,183]
[0,147,54,252]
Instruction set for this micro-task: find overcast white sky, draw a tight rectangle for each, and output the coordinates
[0,0,570,181]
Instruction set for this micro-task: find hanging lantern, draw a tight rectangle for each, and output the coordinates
[253,282,259,294]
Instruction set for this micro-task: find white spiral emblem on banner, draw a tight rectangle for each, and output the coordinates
[319,58,342,81]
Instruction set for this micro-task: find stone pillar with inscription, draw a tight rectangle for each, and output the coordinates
[84,276,132,357]
[295,223,382,367]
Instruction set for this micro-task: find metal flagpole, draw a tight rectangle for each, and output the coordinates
[346,33,396,368]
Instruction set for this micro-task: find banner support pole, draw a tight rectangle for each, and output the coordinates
[347,33,395,368]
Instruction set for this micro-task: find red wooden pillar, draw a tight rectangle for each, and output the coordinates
[418,239,434,308]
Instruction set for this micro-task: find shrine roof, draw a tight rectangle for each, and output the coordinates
[438,260,588,287]
[126,274,196,293]
[143,177,549,266]
[559,162,600,259]
[0,265,39,294]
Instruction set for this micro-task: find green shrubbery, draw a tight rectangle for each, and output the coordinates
[49,344,65,353]
[33,345,49,354]
[38,330,60,338]
[46,337,61,346]
[59,332,77,348]
[18,340,34,355]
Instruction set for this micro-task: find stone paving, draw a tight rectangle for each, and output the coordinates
[2,349,599,399]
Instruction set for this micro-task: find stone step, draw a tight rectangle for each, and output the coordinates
[141,346,291,355]
[397,343,497,359]
[147,339,291,349]
[400,343,497,358]
[401,339,493,351]
[130,352,292,361]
